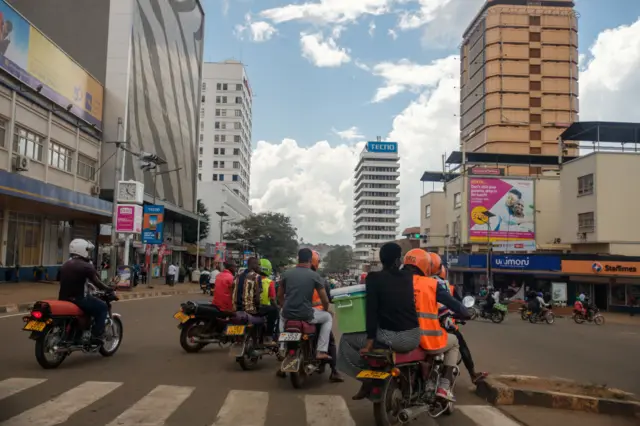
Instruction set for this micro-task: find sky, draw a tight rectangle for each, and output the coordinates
[200,0,640,245]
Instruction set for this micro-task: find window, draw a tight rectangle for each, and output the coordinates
[48,141,73,172]
[578,212,595,233]
[221,109,227,117]
[215,109,220,116]
[5,212,42,266]
[453,192,461,208]
[221,122,227,129]
[213,174,218,181]
[529,48,541,58]
[530,81,541,91]
[222,83,228,90]
[198,173,201,181]
[200,108,205,119]
[233,174,239,181]
[13,127,43,161]
[234,135,241,143]
[233,161,240,169]
[216,83,221,90]
[530,97,541,107]
[234,122,241,130]
[529,64,541,74]
[0,117,6,147]
[222,96,227,103]
[214,148,219,155]
[202,82,206,91]
[530,166,542,175]
[198,160,202,168]
[529,15,541,26]
[215,122,220,129]
[200,122,204,130]
[425,204,431,218]
[216,96,221,103]
[236,84,242,90]
[201,95,205,103]
[235,109,241,117]
[233,148,240,155]
[77,154,97,181]
[220,135,226,142]
[530,130,542,140]
[199,134,203,142]
[530,113,541,123]
[220,161,225,168]
[199,147,203,155]
[213,161,218,168]
[530,147,542,154]
[220,148,226,155]
[214,135,219,142]
[235,97,242,104]
[219,174,224,181]
[578,174,594,196]
[529,32,541,42]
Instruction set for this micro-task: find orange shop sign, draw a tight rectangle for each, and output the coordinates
[561,260,640,276]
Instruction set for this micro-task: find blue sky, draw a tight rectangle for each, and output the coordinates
[200,0,640,244]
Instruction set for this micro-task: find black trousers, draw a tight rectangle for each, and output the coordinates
[328,331,337,370]
[451,328,475,376]
[259,305,278,337]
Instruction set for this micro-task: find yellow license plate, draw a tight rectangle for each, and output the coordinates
[225,325,246,335]
[357,370,390,380]
[526,311,532,315]
[23,320,46,332]
[173,311,190,323]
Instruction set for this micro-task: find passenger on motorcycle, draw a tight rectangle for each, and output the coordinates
[258,258,278,345]
[212,259,237,313]
[231,257,262,316]
[58,239,114,341]
[532,292,549,317]
[277,248,332,360]
[403,248,470,402]
[578,293,596,319]
[337,242,421,400]
[436,265,487,384]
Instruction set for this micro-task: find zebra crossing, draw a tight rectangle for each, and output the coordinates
[0,377,522,426]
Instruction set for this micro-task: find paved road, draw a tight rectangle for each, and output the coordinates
[0,294,637,426]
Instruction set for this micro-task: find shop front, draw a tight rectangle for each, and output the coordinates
[561,260,640,313]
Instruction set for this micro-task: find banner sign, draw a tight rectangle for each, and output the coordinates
[0,1,104,128]
[448,254,561,271]
[142,205,164,244]
[114,265,132,290]
[468,178,536,252]
[562,260,640,276]
[214,242,227,262]
[115,204,142,233]
[367,141,398,153]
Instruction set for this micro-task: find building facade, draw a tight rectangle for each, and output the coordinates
[199,61,252,208]
[198,182,252,247]
[353,141,400,270]
[460,0,579,166]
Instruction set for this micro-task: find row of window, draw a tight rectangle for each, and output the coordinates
[214,96,244,105]
[215,121,243,130]
[356,209,398,215]
[356,234,397,240]
[359,191,399,197]
[197,173,242,182]
[355,226,397,232]
[355,217,397,224]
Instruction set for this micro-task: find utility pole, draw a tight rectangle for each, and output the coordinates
[106,117,126,280]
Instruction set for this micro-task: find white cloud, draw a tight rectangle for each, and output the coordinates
[397,0,449,30]
[235,14,278,42]
[300,32,351,67]
[388,28,398,40]
[369,21,376,36]
[333,126,365,141]
[260,0,393,25]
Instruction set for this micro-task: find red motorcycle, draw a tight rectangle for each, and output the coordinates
[573,301,604,325]
[22,289,123,369]
[279,320,330,388]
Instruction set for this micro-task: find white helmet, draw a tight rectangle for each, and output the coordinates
[69,239,95,259]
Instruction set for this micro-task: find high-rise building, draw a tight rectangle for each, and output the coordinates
[459,0,579,170]
[353,141,400,271]
[199,61,252,208]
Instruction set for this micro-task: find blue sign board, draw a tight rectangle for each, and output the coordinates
[367,141,398,153]
[142,205,164,244]
[446,254,561,272]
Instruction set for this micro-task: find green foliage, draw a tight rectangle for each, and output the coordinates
[323,245,353,273]
[183,199,210,243]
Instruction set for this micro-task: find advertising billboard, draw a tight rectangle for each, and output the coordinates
[115,204,143,233]
[367,141,398,153]
[142,205,165,244]
[0,1,104,128]
[468,178,535,252]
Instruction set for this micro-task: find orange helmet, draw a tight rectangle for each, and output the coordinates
[438,265,447,280]
[311,250,321,271]
[428,252,442,275]
[403,249,432,276]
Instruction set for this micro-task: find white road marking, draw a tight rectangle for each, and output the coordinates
[0,381,122,426]
[212,390,269,426]
[305,395,356,426]
[0,378,47,401]
[458,405,521,426]
[106,385,194,425]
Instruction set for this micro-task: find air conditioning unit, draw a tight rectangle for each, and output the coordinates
[13,155,29,172]
[90,185,101,196]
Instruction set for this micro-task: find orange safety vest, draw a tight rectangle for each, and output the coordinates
[413,275,447,351]
[312,290,324,311]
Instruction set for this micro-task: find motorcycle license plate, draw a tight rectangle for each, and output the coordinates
[526,311,532,315]
[23,320,46,332]
[173,311,190,323]
[357,370,390,380]
[278,332,301,342]
[225,325,246,335]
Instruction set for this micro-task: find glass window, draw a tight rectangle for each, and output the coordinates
[0,117,6,147]
[212,174,218,181]
[48,141,73,172]
[628,285,640,307]
[219,174,224,181]
[6,212,43,266]
[13,127,44,161]
[610,284,627,306]
[578,174,594,196]
[220,148,225,155]
[236,84,242,90]
[233,174,239,181]
[77,154,97,181]
[453,193,461,208]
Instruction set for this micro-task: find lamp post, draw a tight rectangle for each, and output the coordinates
[483,211,496,288]
[216,211,228,243]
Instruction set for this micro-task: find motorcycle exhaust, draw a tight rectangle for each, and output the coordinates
[398,405,431,423]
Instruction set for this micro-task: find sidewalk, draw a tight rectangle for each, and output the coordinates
[0,279,201,314]
[499,405,638,426]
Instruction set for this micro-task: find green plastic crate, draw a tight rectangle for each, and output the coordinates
[334,293,366,334]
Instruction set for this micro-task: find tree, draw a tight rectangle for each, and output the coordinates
[323,245,353,273]
[183,199,210,243]
[224,212,298,268]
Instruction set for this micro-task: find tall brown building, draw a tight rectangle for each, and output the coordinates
[460,0,579,170]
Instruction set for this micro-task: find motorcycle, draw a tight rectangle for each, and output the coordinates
[279,320,331,388]
[199,272,213,295]
[173,301,233,353]
[357,310,466,425]
[519,305,533,321]
[22,289,123,369]
[467,298,507,323]
[529,308,555,324]
[226,311,281,370]
[573,302,605,325]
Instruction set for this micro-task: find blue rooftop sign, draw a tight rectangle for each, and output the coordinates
[367,141,398,153]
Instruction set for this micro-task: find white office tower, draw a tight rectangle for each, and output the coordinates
[199,60,252,207]
[353,141,400,271]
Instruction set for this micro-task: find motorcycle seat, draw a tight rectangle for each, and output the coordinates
[284,320,316,334]
[394,347,428,364]
[38,300,85,317]
[231,311,265,326]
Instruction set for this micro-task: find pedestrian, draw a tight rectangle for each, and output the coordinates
[167,262,177,287]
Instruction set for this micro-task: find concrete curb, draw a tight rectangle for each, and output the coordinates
[0,288,201,314]
[476,375,640,418]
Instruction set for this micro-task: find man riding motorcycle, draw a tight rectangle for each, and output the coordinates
[531,291,549,318]
[403,248,470,401]
[58,239,114,341]
[258,258,278,344]
[231,257,262,316]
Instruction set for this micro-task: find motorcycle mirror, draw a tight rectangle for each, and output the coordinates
[462,296,476,308]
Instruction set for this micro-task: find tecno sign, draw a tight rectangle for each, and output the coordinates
[367,141,398,153]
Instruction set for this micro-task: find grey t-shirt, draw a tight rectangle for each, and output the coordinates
[281,266,325,321]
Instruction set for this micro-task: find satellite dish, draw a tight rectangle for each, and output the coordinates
[462,295,476,308]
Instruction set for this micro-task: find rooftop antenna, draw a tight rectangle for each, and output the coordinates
[376,136,382,141]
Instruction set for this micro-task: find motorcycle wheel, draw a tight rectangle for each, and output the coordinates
[529,314,537,324]
[573,314,585,324]
[469,307,478,320]
[520,311,528,321]
[238,337,259,370]
[594,315,605,326]
[35,326,67,369]
[100,317,123,357]
[179,321,206,353]
[545,312,555,325]
[290,370,307,389]
[373,378,402,426]
[491,311,505,324]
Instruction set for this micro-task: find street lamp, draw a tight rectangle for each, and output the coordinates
[216,211,229,244]
[482,211,496,288]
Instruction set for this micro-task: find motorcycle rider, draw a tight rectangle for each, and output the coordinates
[231,257,262,316]
[533,291,549,319]
[58,239,114,341]
[277,248,332,360]
[212,259,237,313]
[258,258,278,344]
[403,248,470,401]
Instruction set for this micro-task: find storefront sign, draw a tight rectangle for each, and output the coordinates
[142,205,164,244]
[562,260,640,276]
[470,167,504,176]
[468,178,536,252]
[492,255,561,271]
[115,204,143,233]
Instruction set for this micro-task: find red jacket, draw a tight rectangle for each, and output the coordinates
[212,270,234,312]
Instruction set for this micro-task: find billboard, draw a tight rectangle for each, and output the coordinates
[115,204,143,233]
[0,1,104,128]
[367,141,398,153]
[468,178,535,252]
[142,205,165,244]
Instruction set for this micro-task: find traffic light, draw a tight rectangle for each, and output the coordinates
[139,152,160,172]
